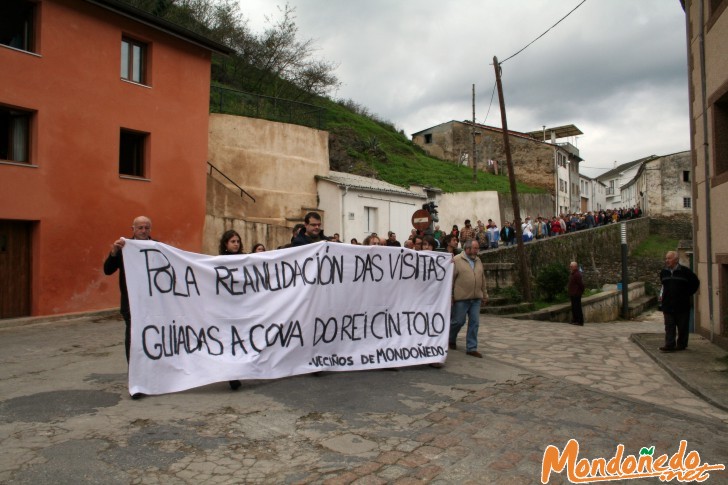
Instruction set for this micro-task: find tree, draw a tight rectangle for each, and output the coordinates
[118,0,340,98]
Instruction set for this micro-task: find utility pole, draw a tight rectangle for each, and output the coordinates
[472,84,477,183]
[493,56,532,301]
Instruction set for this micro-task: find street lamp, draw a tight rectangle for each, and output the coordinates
[621,223,629,318]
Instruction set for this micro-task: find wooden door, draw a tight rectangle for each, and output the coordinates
[0,220,32,318]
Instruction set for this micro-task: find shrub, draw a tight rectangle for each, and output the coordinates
[534,263,570,302]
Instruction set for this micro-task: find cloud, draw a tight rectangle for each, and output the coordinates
[239,0,690,177]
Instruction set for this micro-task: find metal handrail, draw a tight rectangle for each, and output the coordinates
[207,161,255,203]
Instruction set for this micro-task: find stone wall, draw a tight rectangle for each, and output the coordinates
[478,216,694,298]
[499,193,556,223]
[479,217,653,292]
[649,215,693,240]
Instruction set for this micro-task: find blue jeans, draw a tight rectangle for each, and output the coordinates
[450,299,481,352]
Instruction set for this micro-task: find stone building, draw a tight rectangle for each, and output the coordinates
[620,151,692,216]
[682,0,728,346]
[411,121,583,215]
[596,156,658,210]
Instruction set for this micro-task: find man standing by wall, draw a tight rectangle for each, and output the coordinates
[567,261,585,326]
[659,251,699,352]
[450,239,488,358]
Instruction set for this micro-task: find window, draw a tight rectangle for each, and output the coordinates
[121,37,147,84]
[119,129,147,177]
[683,197,692,208]
[0,0,36,53]
[0,105,31,163]
[424,134,432,144]
[683,170,691,182]
[365,206,378,233]
[714,88,728,177]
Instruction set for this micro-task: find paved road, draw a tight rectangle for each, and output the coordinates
[1,312,727,484]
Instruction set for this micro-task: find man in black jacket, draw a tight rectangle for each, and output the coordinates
[659,251,700,352]
[292,211,327,246]
[103,216,152,364]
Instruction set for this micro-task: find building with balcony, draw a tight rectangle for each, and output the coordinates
[411,121,583,215]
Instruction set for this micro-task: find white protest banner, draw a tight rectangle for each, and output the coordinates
[123,240,453,395]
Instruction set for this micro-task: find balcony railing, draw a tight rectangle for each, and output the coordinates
[606,187,615,195]
[210,86,326,130]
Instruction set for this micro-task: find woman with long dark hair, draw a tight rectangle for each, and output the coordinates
[218,229,243,390]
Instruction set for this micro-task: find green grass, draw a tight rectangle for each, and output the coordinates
[211,63,546,194]
[321,99,544,193]
[632,235,679,259]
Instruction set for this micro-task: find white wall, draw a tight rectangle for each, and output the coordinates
[317,181,426,242]
[434,191,501,232]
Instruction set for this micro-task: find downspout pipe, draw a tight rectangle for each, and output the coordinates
[341,185,349,242]
[697,0,714,340]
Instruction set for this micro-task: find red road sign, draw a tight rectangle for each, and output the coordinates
[411,209,432,231]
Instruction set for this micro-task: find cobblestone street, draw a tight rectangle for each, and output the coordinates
[1,312,727,484]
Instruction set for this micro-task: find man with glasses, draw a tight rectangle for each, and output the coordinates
[292,211,327,246]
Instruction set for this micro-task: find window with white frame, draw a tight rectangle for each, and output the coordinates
[365,206,378,234]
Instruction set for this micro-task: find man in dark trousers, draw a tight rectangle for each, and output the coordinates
[567,261,585,326]
[659,251,700,352]
[104,216,153,399]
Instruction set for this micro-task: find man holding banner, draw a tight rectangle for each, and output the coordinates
[449,239,488,358]
[292,211,327,246]
[121,238,453,396]
[103,215,152,365]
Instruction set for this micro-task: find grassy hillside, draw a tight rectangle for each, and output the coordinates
[322,98,543,194]
[212,60,543,194]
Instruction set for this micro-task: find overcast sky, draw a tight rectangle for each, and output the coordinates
[238,0,690,178]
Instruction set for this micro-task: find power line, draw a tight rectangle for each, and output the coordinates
[482,81,497,125]
[500,0,588,65]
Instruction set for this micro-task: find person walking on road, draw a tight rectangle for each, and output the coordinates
[659,251,700,352]
[567,261,585,326]
[450,239,488,358]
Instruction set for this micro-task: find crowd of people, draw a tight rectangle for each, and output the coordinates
[297,207,644,254]
[105,208,697,399]
[428,207,643,250]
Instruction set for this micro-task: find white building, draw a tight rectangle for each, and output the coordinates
[596,156,659,210]
[578,174,606,213]
[316,171,427,243]
[620,151,692,216]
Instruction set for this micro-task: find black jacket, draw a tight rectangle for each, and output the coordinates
[660,264,699,313]
[291,227,327,246]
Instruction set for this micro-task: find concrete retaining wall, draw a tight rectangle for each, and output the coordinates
[510,282,647,323]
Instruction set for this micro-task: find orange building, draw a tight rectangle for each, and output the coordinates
[0,0,230,318]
